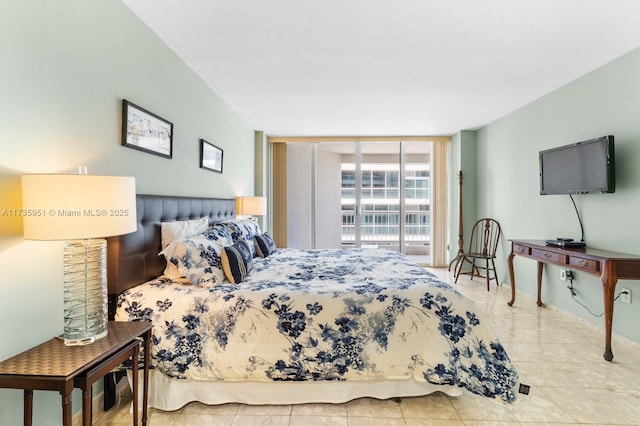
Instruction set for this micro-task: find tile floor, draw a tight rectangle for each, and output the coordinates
[96,268,640,425]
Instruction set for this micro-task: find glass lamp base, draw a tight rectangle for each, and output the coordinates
[62,239,108,345]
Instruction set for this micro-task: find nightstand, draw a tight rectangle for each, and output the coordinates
[0,321,152,426]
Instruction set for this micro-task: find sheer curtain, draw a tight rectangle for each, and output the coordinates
[431,139,449,267]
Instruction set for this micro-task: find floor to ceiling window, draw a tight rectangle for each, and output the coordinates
[280,139,432,259]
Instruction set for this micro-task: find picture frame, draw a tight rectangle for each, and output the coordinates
[200,139,223,173]
[121,99,173,159]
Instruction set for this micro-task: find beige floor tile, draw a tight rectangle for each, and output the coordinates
[405,420,464,426]
[176,413,234,425]
[231,415,291,425]
[146,410,182,425]
[542,387,640,425]
[289,415,349,425]
[291,402,348,416]
[346,397,403,418]
[399,394,460,420]
[236,404,293,416]
[347,417,406,426]
[448,393,518,422]
[509,389,576,423]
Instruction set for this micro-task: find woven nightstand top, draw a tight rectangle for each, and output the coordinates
[0,321,151,378]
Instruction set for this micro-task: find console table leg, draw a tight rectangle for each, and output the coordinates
[507,252,516,306]
[537,262,544,307]
[601,261,617,361]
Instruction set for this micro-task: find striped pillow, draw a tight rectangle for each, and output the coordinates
[221,239,253,283]
[254,233,277,258]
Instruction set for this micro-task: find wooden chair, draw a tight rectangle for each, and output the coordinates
[454,218,501,291]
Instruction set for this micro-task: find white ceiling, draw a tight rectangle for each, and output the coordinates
[122,0,640,137]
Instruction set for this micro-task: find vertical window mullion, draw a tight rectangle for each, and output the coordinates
[399,142,406,254]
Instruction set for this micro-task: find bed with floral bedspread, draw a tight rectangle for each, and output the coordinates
[116,248,519,403]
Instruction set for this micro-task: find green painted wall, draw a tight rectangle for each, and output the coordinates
[475,47,640,344]
[0,0,254,423]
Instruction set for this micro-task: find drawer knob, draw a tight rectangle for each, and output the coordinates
[518,247,525,253]
[577,260,587,267]
[544,253,552,258]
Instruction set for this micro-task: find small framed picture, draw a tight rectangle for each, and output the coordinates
[121,99,173,159]
[200,139,223,173]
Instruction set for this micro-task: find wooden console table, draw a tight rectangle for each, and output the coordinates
[0,321,151,426]
[507,239,640,361]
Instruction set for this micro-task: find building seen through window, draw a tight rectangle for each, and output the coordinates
[341,162,430,254]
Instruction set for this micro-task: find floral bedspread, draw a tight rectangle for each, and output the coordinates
[116,248,519,402]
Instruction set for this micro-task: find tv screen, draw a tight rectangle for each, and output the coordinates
[539,135,615,195]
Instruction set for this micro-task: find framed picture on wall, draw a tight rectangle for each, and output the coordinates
[200,139,223,173]
[121,99,173,159]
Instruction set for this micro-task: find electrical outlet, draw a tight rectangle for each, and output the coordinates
[620,287,632,304]
[560,270,573,281]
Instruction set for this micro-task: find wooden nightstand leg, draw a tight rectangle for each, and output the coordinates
[61,392,72,426]
[82,388,92,426]
[143,332,150,426]
[23,389,33,426]
[132,343,139,426]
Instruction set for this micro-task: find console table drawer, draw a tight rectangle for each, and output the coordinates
[513,243,530,256]
[531,248,567,264]
[569,256,600,274]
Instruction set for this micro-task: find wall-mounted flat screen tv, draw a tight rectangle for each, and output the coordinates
[539,135,615,195]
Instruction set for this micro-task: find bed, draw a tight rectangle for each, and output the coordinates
[106,194,519,411]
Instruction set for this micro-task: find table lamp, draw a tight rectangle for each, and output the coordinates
[236,196,266,219]
[21,171,136,345]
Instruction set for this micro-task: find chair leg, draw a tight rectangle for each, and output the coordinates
[485,259,490,291]
[490,258,498,288]
[470,259,477,281]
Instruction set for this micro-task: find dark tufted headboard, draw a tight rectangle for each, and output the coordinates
[106,194,235,306]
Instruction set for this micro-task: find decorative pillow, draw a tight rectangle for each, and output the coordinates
[206,222,235,241]
[254,233,277,258]
[221,239,253,284]
[204,223,233,243]
[160,217,210,279]
[160,233,229,286]
[219,219,261,257]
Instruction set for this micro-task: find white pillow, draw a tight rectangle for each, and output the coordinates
[160,217,209,279]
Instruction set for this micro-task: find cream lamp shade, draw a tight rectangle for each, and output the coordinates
[236,196,267,216]
[21,175,137,240]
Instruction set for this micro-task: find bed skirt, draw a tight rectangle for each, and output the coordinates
[128,370,464,411]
